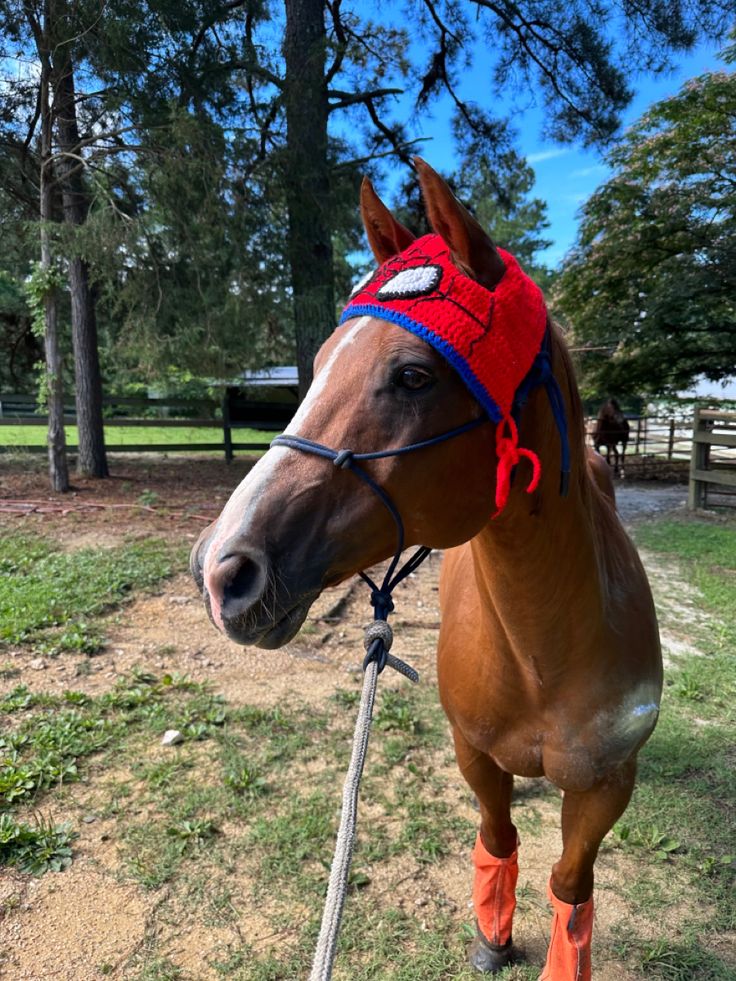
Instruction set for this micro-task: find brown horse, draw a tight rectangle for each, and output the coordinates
[593,398,630,477]
[191,160,662,979]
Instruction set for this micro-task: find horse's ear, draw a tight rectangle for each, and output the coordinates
[414,157,506,291]
[360,177,415,263]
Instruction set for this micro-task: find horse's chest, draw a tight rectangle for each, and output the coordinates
[454,685,660,791]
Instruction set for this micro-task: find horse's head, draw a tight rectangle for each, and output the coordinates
[191,160,547,647]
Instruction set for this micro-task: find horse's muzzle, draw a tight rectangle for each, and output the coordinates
[190,530,319,648]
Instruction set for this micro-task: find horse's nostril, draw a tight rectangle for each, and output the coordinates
[222,555,265,606]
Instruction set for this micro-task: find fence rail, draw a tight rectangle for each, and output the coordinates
[0,392,285,460]
[4,392,736,480]
[689,408,736,509]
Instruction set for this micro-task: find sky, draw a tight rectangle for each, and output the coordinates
[374,30,729,268]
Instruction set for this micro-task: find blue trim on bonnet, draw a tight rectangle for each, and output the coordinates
[339,304,504,423]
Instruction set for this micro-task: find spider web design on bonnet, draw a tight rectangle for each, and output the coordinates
[351,238,497,361]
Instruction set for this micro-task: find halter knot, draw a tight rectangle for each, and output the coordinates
[363,620,394,653]
[369,589,395,619]
[333,449,354,469]
[494,416,541,517]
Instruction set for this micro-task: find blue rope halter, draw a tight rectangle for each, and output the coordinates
[271,416,486,676]
[270,329,570,675]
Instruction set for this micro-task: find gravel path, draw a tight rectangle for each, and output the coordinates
[616,481,688,523]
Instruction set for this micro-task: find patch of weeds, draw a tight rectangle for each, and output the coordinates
[137,489,160,507]
[514,803,544,835]
[0,661,20,679]
[375,689,423,733]
[0,672,233,874]
[331,689,360,710]
[122,822,188,890]
[134,757,193,789]
[166,817,217,852]
[382,735,412,766]
[0,708,116,805]
[391,776,474,864]
[249,790,335,891]
[0,530,182,651]
[134,955,186,981]
[0,813,75,874]
[0,684,61,713]
[672,669,705,702]
[223,759,268,798]
[612,820,680,860]
[615,930,735,980]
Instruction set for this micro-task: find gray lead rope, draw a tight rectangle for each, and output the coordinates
[310,622,417,981]
[270,420,484,980]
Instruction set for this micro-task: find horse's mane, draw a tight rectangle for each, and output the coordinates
[548,322,635,601]
[548,317,588,488]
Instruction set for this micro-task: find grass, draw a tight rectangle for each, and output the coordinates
[0,671,236,872]
[0,511,734,978]
[611,516,736,975]
[0,529,182,653]
[0,423,270,448]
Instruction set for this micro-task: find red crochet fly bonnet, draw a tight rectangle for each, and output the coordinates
[339,233,554,514]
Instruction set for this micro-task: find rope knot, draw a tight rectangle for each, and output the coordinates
[369,590,395,619]
[333,449,354,469]
[363,620,393,653]
[494,415,541,517]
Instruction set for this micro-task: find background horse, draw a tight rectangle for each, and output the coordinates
[593,397,630,476]
[191,160,661,979]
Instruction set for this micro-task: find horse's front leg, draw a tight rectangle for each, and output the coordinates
[452,727,518,973]
[541,759,636,981]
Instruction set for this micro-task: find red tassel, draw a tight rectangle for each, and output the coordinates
[494,416,541,516]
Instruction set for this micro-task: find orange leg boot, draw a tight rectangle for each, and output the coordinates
[539,880,594,981]
[468,831,518,973]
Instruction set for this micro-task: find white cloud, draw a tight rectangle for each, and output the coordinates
[526,148,571,165]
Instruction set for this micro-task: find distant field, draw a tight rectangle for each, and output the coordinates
[0,424,271,450]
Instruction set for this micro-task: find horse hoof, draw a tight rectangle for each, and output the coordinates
[468,929,514,973]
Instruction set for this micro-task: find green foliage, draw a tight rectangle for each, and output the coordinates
[456,152,554,288]
[0,671,230,876]
[556,64,736,396]
[0,813,75,874]
[374,690,423,733]
[23,261,65,339]
[2,0,732,398]
[0,531,179,650]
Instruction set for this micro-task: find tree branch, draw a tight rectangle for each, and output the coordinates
[328,87,403,111]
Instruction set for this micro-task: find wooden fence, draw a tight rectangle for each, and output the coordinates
[688,407,736,509]
[0,391,294,460]
[4,392,735,484]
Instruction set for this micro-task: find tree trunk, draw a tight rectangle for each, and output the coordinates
[40,4,69,493]
[283,0,335,399]
[54,49,108,476]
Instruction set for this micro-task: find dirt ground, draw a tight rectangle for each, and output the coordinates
[0,457,712,980]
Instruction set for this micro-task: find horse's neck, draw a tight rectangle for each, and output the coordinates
[469,341,605,666]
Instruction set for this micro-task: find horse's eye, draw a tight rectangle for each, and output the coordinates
[395,366,433,391]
